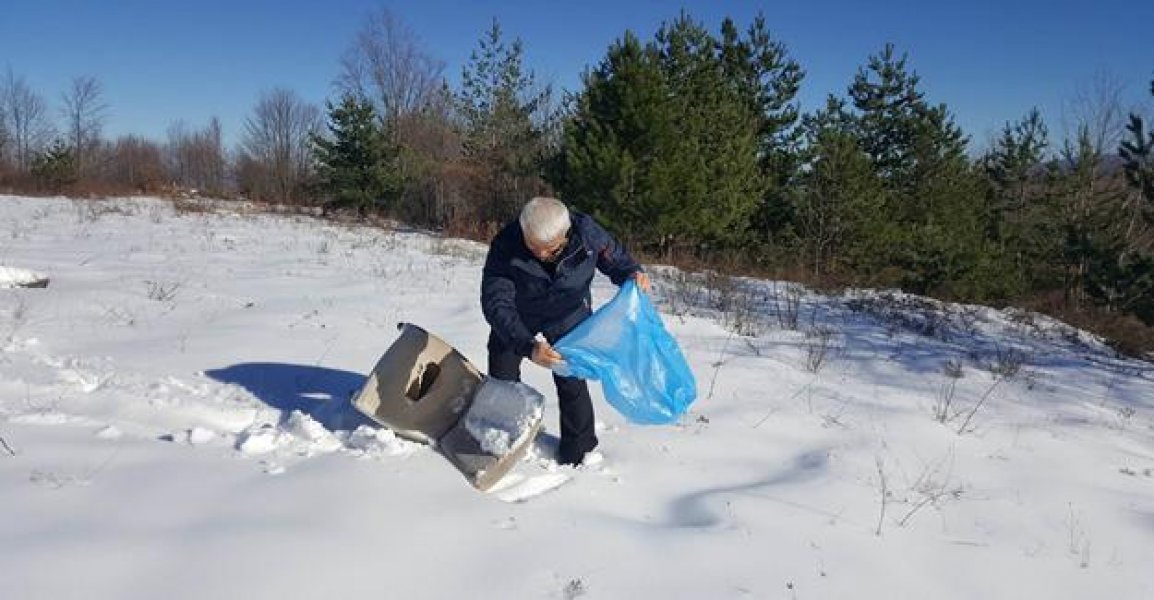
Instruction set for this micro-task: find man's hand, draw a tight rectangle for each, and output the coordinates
[632,270,652,294]
[531,340,563,368]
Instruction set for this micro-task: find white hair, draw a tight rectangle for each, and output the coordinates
[519,197,571,243]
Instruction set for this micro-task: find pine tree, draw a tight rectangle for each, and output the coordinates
[1050,127,1131,309]
[717,15,804,243]
[1104,75,1154,324]
[456,19,553,223]
[794,96,890,278]
[1119,77,1154,219]
[981,109,1049,239]
[843,44,993,297]
[652,13,764,253]
[30,139,77,192]
[311,94,398,217]
[848,44,928,190]
[979,109,1054,294]
[552,13,764,257]
[552,31,673,247]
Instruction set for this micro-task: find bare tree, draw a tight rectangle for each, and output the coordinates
[0,103,9,171]
[108,134,166,192]
[60,75,109,177]
[337,7,465,227]
[337,7,445,127]
[1,69,54,172]
[1062,70,1129,155]
[238,87,322,203]
[166,118,226,195]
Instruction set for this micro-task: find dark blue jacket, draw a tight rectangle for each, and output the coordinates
[481,211,641,357]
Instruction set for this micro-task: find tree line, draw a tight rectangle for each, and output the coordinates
[2,9,1152,351]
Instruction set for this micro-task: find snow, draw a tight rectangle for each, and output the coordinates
[0,265,48,288]
[464,378,545,456]
[1,194,1153,599]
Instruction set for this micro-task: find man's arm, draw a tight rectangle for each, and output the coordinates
[480,244,537,358]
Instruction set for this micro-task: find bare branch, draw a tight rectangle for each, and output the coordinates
[1,433,17,456]
[874,456,888,536]
[60,75,109,176]
[337,7,445,123]
[1,68,55,172]
[239,88,322,203]
[1063,69,1128,155]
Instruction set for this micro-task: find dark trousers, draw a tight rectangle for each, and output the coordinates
[487,331,598,465]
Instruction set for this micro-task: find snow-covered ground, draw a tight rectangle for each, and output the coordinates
[2,195,1152,599]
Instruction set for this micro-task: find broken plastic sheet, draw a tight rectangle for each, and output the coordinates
[553,279,696,424]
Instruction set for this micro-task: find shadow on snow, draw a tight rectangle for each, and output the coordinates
[204,362,376,431]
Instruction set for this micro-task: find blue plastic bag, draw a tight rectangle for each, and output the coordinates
[552,279,697,424]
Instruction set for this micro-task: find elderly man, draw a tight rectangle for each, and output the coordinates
[480,196,650,466]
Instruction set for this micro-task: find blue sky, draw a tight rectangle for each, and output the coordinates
[2,0,1151,151]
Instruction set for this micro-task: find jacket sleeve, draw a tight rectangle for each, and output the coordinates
[480,241,537,358]
[584,217,642,286]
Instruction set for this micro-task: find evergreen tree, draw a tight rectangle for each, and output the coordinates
[311,94,398,217]
[844,44,992,297]
[456,19,554,222]
[979,109,1054,294]
[981,109,1049,240]
[794,96,890,278]
[552,13,764,257]
[652,13,764,253]
[717,15,804,243]
[1051,127,1130,309]
[30,139,76,192]
[1119,77,1154,218]
[848,44,928,190]
[552,32,673,247]
[1105,75,1154,324]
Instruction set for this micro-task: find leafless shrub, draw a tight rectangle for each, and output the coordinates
[172,196,217,215]
[804,326,838,373]
[428,236,483,261]
[145,280,181,302]
[724,288,763,337]
[31,205,53,221]
[705,333,734,401]
[700,273,765,336]
[704,270,738,313]
[933,378,959,424]
[102,305,136,327]
[942,358,965,379]
[988,344,1029,378]
[845,291,956,341]
[4,294,29,342]
[1113,405,1137,430]
[72,198,134,223]
[661,270,705,319]
[955,378,1004,435]
[896,453,966,528]
[874,456,889,536]
[1065,503,1092,569]
[562,578,587,600]
[873,449,967,534]
[771,280,802,330]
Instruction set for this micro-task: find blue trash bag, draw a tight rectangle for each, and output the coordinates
[552,279,697,424]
